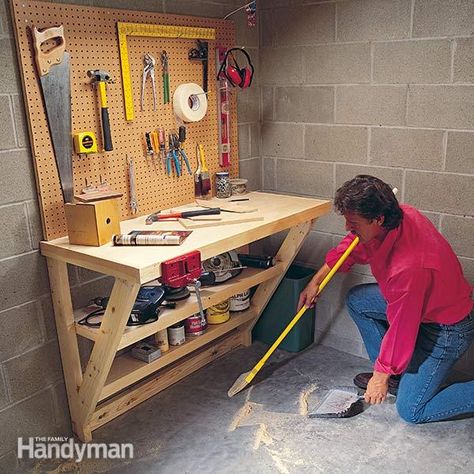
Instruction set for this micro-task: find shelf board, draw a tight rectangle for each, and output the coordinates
[74,263,283,350]
[99,307,256,401]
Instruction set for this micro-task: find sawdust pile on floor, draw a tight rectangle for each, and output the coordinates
[299,383,317,416]
[228,402,254,432]
[253,423,273,450]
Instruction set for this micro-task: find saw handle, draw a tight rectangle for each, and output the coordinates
[245,236,360,385]
[32,26,66,76]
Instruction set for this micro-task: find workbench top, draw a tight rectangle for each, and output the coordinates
[40,192,331,283]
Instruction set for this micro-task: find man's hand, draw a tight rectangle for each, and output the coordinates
[364,371,390,404]
[297,281,320,311]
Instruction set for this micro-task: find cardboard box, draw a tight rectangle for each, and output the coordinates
[65,198,121,246]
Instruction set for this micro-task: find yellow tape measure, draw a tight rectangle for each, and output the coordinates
[117,22,216,121]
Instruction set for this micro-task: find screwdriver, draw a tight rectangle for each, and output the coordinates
[158,127,166,171]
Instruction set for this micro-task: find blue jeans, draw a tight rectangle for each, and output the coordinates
[346,283,474,424]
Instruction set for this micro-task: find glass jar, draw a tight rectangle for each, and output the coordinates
[215,171,232,198]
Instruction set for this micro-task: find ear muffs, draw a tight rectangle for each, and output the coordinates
[217,48,254,89]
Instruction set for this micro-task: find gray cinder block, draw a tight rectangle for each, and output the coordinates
[413,0,474,38]
[336,85,407,126]
[337,0,411,41]
[441,215,474,258]
[446,131,474,174]
[275,86,334,123]
[262,122,304,158]
[407,86,474,129]
[304,43,370,84]
[370,127,444,170]
[373,40,450,84]
[405,170,474,216]
[454,38,474,84]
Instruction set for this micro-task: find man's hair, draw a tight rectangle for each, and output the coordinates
[334,175,403,230]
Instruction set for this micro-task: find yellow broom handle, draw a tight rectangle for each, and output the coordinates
[246,236,360,383]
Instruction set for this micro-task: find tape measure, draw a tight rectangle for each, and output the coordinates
[73,132,97,154]
[117,22,216,121]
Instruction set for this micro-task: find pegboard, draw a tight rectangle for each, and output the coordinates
[10,0,240,241]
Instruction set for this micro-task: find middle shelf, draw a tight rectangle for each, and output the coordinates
[74,263,285,351]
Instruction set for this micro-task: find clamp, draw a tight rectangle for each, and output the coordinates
[141,53,156,111]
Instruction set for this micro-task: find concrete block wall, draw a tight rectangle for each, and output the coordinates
[0,0,256,469]
[259,0,474,374]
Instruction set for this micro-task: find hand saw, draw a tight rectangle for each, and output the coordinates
[33,25,74,203]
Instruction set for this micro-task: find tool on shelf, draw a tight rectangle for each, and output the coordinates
[87,69,114,152]
[141,53,157,111]
[197,143,211,195]
[160,50,170,104]
[188,40,209,93]
[32,25,74,203]
[228,236,360,397]
[145,207,220,223]
[127,155,138,214]
[216,46,231,167]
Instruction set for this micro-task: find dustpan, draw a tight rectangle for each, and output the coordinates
[308,387,366,419]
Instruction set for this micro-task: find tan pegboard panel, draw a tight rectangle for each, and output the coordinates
[10,0,240,240]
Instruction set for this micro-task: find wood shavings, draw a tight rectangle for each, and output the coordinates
[299,383,317,416]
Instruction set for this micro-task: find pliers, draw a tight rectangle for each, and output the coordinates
[174,132,192,175]
[141,53,156,111]
[160,51,170,104]
[166,134,181,176]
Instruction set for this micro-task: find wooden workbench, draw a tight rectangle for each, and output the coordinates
[40,192,331,442]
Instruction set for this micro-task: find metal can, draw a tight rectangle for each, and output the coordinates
[215,171,232,198]
[207,300,230,324]
[229,290,251,312]
[167,322,185,346]
[185,312,207,336]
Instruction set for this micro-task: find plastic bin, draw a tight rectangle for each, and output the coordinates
[252,265,316,352]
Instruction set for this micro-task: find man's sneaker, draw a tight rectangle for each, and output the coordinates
[353,372,400,396]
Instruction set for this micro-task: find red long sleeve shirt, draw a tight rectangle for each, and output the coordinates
[325,204,473,375]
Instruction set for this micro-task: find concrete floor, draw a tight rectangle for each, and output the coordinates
[30,343,473,473]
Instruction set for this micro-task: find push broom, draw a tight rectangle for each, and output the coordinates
[228,236,360,397]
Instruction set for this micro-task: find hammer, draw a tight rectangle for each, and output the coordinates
[87,69,113,151]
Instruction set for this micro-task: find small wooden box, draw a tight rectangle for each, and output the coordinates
[65,199,121,246]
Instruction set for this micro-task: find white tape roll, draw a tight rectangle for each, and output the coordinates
[173,83,208,122]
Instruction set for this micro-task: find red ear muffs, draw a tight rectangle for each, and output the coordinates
[218,48,254,89]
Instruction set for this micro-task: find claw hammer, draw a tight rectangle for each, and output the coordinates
[87,69,113,151]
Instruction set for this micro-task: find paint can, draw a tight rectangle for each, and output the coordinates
[167,322,185,346]
[229,290,251,312]
[185,312,208,336]
[207,300,230,324]
[154,328,169,352]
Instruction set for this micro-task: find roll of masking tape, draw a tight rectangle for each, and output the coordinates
[173,83,208,122]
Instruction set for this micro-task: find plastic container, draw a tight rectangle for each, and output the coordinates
[252,265,316,352]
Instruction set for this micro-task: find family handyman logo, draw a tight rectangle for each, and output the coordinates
[18,437,134,461]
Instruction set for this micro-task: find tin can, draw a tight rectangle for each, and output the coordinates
[215,171,232,198]
[154,329,169,352]
[167,322,185,346]
[185,312,207,336]
[229,290,251,312]
[207,300,230,324]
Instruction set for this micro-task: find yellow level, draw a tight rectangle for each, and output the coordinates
[117,22,216,121]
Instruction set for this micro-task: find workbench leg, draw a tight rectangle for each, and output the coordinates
[249,220,313,331]
[239,322,253,347]
[76,277,140,441]
[46,259,84,441]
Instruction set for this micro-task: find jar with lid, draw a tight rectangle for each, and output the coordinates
[215,171,232,198]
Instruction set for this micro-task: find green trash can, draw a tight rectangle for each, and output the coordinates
[252,265,316,352]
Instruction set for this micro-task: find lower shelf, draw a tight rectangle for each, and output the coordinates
[99,306,256,401]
